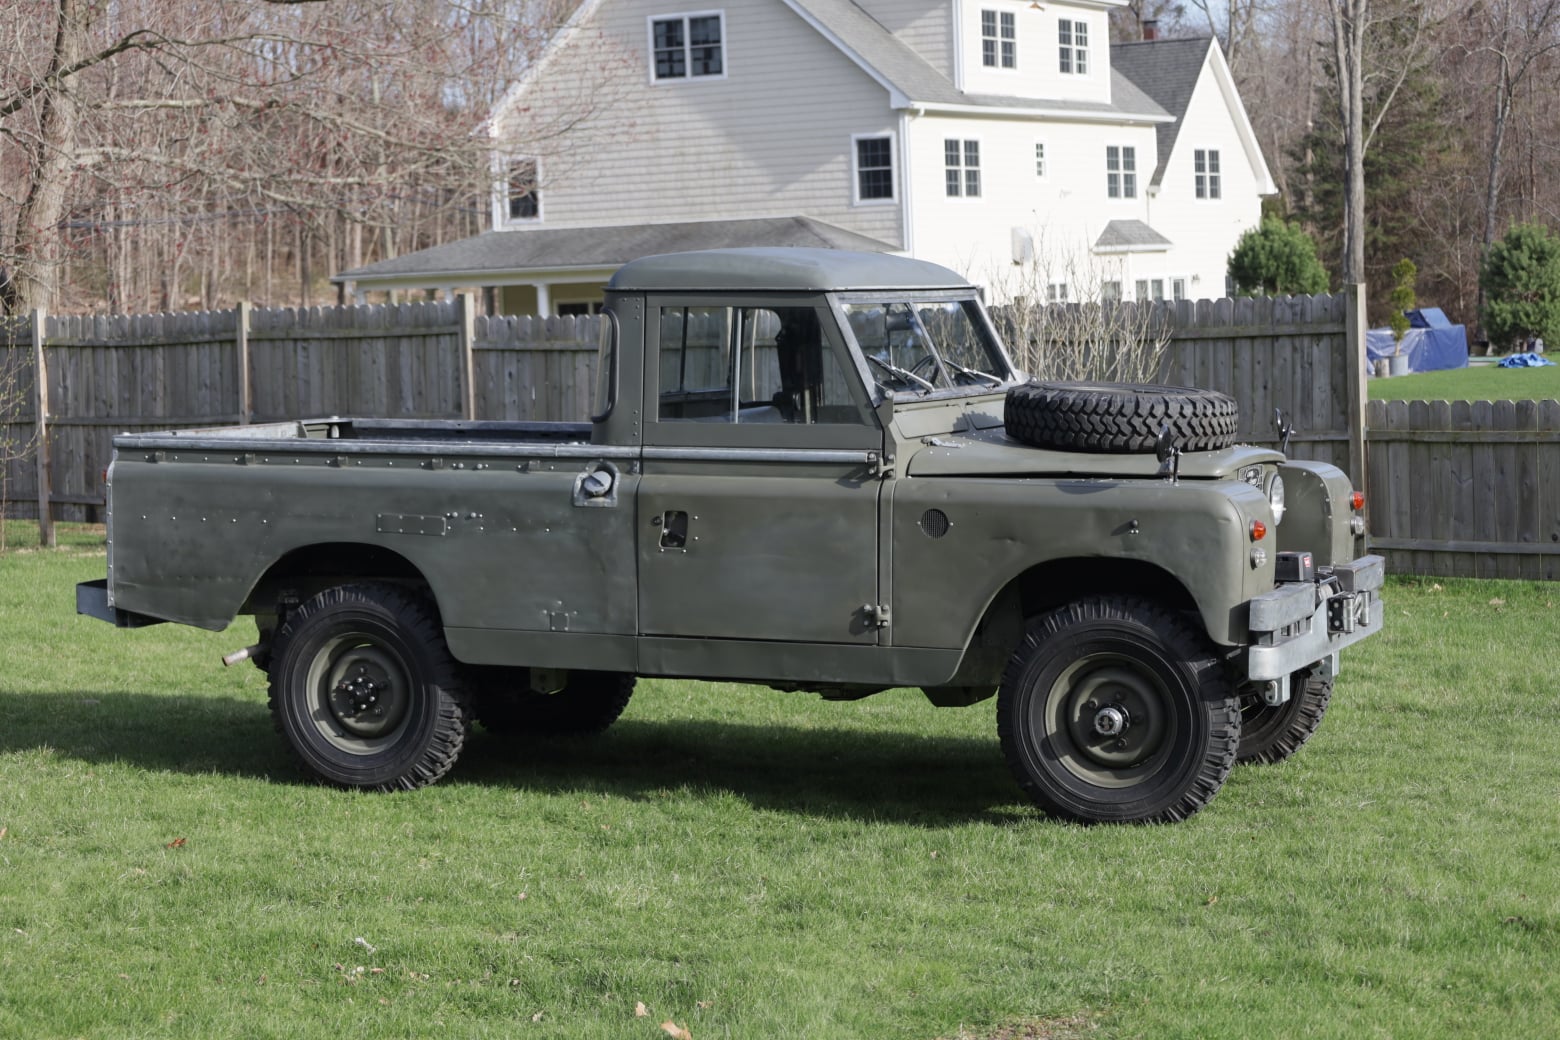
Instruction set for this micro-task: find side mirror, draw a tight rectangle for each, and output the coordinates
[1274,407,1295,455]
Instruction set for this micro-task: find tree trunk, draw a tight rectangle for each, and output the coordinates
[12,0,89,313]
[1331,0,1368,286]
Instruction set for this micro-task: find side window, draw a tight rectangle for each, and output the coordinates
[657,306,863,424]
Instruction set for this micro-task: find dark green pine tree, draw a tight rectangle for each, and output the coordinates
[1289,26,1455,320]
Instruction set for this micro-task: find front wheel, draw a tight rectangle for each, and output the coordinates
[997,596,1240,824]
[1237,665,1334,764]
[268,582,470,790]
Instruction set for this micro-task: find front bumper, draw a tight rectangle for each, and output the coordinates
[1245,554,1384,682]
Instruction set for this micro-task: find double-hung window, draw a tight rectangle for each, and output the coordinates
[944,139,981,197]
[981,10,1016,69]
[1106,145,1137,199]
[651,13,725,80]
[1195,149,1222,199]
[1034,142,1046,178]
[853,135,895,202]
[1059,18,1088,74]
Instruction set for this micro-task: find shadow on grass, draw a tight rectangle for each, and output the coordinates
[0,690,1025,825]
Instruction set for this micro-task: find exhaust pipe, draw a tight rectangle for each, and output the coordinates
[222,642,268,668]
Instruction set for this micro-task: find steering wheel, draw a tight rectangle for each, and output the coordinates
[909,353,941,383]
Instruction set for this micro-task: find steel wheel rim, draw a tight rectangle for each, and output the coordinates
[307,634,413,753]
[1041,654,1175,789]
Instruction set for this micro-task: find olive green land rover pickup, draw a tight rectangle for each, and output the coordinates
[78,248,1382,823]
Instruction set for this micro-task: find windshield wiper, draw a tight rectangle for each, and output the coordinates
[865,353,936,393]
[941,359,1004,386]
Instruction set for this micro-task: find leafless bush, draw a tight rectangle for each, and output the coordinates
[975,242,1173,385]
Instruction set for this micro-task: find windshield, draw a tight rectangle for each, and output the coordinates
[840,297,1013,395]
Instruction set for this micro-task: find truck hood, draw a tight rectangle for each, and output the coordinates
[904,425,1285,479]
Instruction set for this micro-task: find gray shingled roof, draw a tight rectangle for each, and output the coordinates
[334,217,899,284]
[1110,36,1213,185]
[1095,220,1173,252]
[785,0,1170,120]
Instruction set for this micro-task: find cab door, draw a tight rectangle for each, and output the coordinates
[635,298,884,648]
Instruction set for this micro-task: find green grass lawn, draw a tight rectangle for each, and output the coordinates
[3,539,1558,1039]
[1368,359,1560,401]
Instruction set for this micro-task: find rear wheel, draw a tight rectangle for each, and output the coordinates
[469,667,635,735]
[1237,665,1333,764]
[268,582,469,790]
[997,596,1240,823]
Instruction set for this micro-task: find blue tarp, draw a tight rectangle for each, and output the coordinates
[1498,352,1555,368]
[1408,307,1452,329]
[1366,319,1469,372]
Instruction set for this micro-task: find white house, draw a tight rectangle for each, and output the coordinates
[333,0,1274,314]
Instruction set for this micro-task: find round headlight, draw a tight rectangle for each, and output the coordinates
[1267,473,1286,525]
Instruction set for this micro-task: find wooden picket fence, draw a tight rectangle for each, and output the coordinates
[1365,398,1560,580]
[50,287,1560,582]
[1,298,600,540]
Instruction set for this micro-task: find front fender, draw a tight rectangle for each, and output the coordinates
[888,475,1276,653]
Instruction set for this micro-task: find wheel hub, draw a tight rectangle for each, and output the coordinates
[1091,704,1130,737]
[335,667,385,716]
[318,643,411,742]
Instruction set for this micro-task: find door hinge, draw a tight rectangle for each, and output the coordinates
[862,603,891,628]
[868,451,894,479]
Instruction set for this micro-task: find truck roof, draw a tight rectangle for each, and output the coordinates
[606,247,972,293]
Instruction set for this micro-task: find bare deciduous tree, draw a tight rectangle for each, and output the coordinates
[1,0,610,314]
[1321,0,1433,284]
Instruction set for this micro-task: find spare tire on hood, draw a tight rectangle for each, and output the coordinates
[1005,381,1239,454]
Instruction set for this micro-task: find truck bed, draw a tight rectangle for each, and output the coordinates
[120,417,596,449]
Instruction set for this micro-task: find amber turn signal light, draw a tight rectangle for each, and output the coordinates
[1350,491,1365,511]
[1250,520,1267,541]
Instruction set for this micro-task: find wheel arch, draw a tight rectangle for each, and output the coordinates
[241,542,439,623]
[945,556,1203,689]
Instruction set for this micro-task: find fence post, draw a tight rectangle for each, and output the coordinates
[1344,283,1368,493]
[236,301,252,424]
[31,307,54,548]
[457,292,477,421]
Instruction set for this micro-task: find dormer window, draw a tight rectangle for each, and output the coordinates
[650,12,725,81]
[508,159,540,221]
[981,10,1016,69]
[1059,18,1088,75]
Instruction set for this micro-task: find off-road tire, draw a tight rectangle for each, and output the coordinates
[1237,665,1334,765]
[997,596,1241,824]
[468,667,635,735]
[268,582,469,790]
[1005,381,1239,454]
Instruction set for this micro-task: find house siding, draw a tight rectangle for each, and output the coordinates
[496,0,904,249]
[907,115,1160,291]
[1146,55,1263,299]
